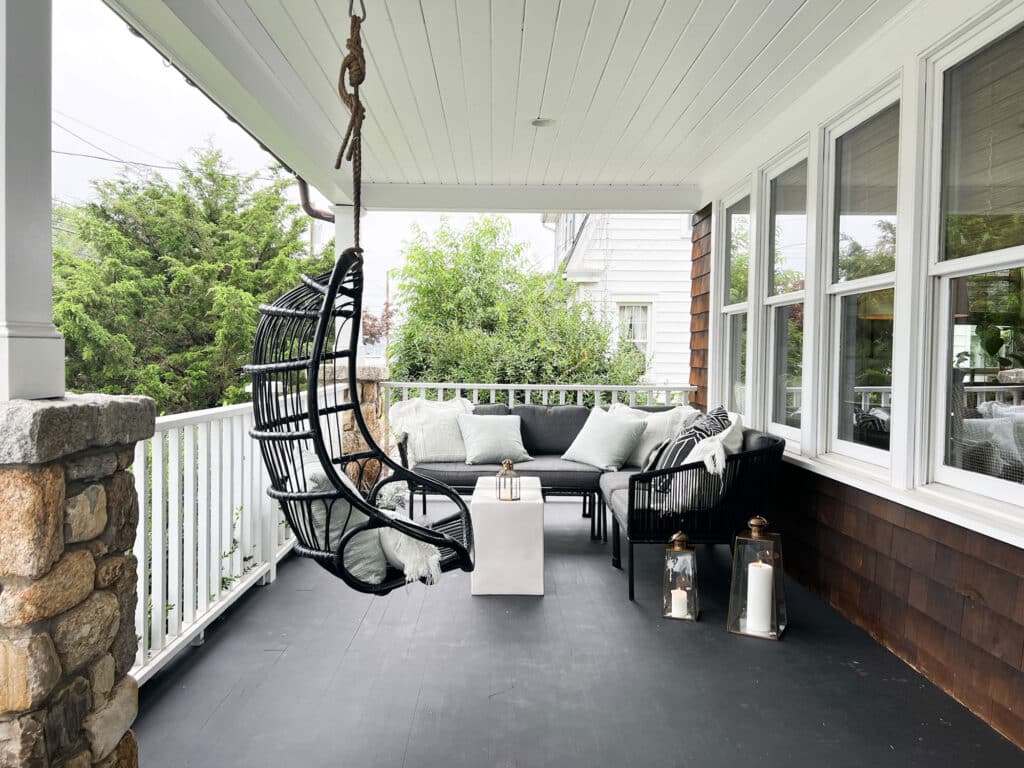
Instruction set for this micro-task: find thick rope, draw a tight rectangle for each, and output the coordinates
[335,14,365,248]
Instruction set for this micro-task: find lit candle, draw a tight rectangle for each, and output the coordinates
[745,561,773,634]
[670,588,691,619]
[498,485,512,501]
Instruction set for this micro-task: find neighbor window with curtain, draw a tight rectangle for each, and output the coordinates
[938,23,1024,490]
[618,304,650,358]
[831,104,899,454]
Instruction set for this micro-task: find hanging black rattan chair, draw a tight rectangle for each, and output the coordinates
[244,247,474,595]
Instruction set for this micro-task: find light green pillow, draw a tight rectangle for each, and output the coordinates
[562,407,647,470]
[457,414,531,465]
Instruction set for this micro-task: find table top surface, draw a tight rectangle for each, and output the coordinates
[471,475,543,503]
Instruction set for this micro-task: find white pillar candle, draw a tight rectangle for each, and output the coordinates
[670,588,690,618]
[745,561,774,634]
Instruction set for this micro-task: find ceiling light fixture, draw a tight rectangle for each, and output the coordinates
[531,117,555,128]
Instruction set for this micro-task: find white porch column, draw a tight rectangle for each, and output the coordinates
[0,0,64,400]
[332,204,356,251]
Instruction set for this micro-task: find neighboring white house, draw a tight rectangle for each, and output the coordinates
[549,213,692,384]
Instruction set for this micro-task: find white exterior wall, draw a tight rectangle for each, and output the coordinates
[557,213,691,384]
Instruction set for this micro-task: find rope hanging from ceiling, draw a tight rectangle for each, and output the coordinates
[335,0,367,248]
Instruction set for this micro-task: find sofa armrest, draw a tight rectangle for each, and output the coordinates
[627,461,726,516]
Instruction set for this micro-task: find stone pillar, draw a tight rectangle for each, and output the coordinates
[0,394,155,767]
[688,204,713,412]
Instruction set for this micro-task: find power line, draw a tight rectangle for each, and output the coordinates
[53,109,171,164]
[53,149,180,171]
[53,121,124,162]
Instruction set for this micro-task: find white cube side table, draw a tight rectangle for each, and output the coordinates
[470,476,544,596]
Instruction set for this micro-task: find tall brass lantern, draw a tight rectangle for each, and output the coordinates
[662,532,699,621]
[726,516,787,639]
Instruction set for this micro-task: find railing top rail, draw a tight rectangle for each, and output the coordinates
[381,381,696,392]
[153,383,350,429]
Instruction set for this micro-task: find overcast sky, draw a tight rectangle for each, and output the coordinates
[51,0,556,312]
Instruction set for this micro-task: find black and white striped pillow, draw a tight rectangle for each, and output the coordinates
[644,406,732,490]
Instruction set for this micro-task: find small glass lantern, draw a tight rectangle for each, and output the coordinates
[662,532,699,621]
[726,516,787,640]
[495,459,521,501]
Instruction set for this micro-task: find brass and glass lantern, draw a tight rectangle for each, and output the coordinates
[495,459,521,501]
[726,516,787,639]
[662,532,699,621]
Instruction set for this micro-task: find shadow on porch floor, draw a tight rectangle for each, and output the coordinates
[134,500,1020,768]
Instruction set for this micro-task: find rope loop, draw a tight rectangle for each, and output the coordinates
[335,11,366,247]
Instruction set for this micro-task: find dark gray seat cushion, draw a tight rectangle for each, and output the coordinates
[413,455,603,490]
[512,404,590,455]
[599,468,639,499]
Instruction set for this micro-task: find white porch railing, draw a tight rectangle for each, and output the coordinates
[130,401,295,685]
[381,381,696,409]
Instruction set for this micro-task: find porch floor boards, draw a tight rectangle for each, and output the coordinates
[135,500,1020,767]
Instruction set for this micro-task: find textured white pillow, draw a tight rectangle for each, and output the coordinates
[388,397,473,464]
[302,459,386,584]
[457,414,531,464]
[608,404,701,466]
[562,407,647,471]
[379,524,442,585]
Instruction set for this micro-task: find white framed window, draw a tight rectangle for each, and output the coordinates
[822,97,901,466]
[760,147,809,444]
[718,186,752,416]
[617,303,651,359]
[924,17,1024,506]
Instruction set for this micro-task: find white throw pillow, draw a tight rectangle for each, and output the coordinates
[963,417,1019,458]
[562,407,647,471]
[457,414,531,464]
[379,523,442,585]
[388,397,473,464]
[302,459,387,584]
[608,403,701,466]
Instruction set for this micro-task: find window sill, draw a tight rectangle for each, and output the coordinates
[782,453,1024,550]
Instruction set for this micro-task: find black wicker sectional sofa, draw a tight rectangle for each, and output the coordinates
[397,403,785,599]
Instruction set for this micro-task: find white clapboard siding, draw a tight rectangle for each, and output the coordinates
[561,213,692,384]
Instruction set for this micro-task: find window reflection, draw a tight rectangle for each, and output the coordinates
[838,289,894,450]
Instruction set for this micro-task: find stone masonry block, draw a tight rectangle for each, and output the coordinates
[87,655,115,706]
[107,557,138,679]
[42,676,91,759]
[99,473,138,553]
[0,633,61,714]
[0,550,94,627]
[93,557,126,591]
[0,464,65,579]
[0,714,46,767]
[0,395,155,466]
[51,592,119,674]
[83,677,137,761]
[94,730,137,768]
[64,484,107,544]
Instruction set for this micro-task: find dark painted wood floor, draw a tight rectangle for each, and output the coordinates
[135,501,1021,768]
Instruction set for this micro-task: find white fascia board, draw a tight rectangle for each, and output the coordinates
[361,184,701,213]
[104,0,350,204]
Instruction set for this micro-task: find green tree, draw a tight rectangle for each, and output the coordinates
[388,216,645,387]
[53,149,333,414]
[838,218,896,280]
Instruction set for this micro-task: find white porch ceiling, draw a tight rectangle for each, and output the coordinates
[104,0,914,211]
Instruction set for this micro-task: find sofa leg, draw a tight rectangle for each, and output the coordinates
[611,519,621,569]
[408,487,415,521]
[627,541,635,601]
[600,498,607,542]
[421,491,427,517]
[582,494,592,519]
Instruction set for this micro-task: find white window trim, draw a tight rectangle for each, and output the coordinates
[759,138,811,444]
[918,2,1024,506]
[712,178,754,411]
[818,74,902,468]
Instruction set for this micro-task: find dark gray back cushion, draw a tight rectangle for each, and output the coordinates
[473,403,510,416]
[512,404,590,455]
